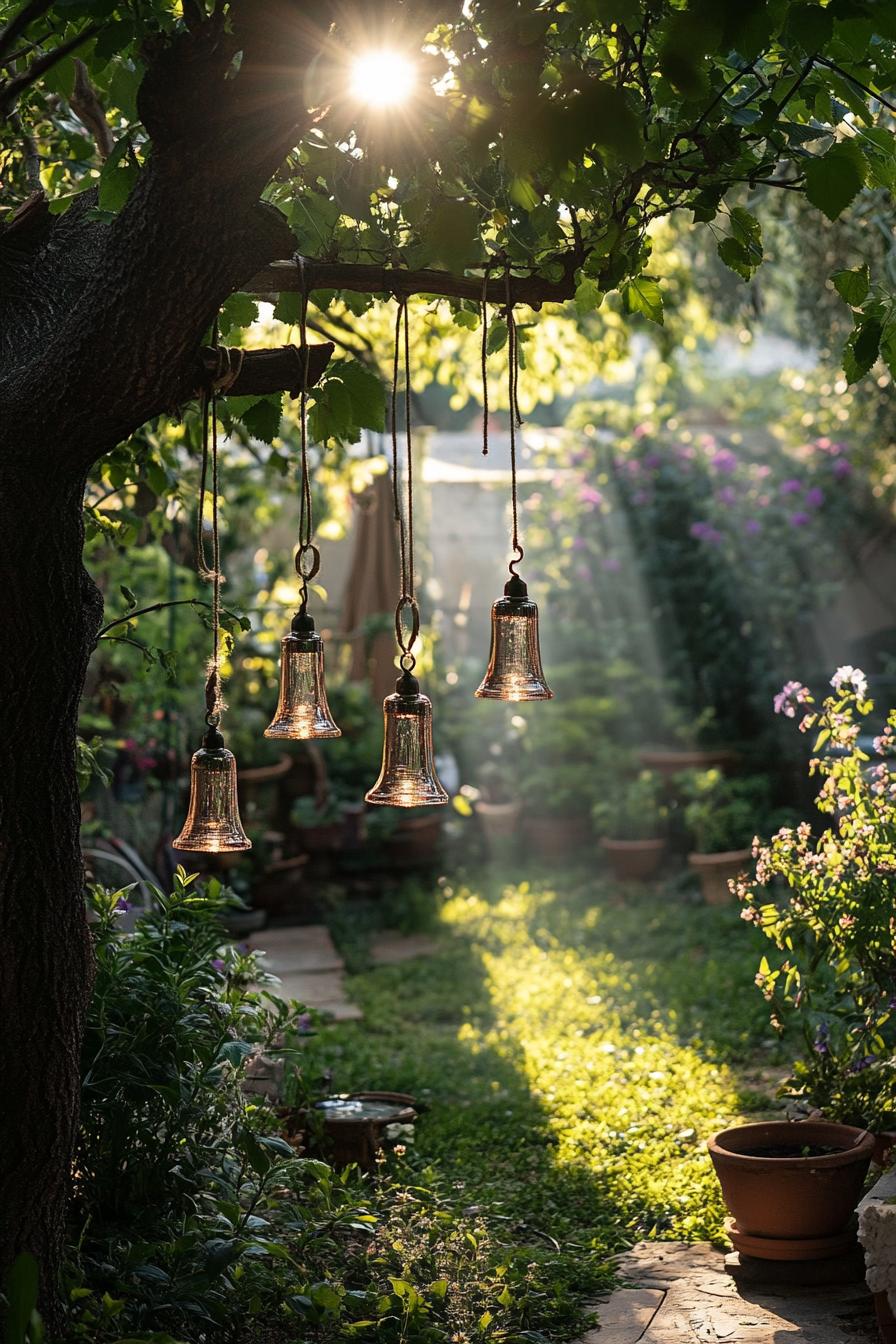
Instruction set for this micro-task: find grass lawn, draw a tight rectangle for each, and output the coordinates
[298,868,786,1342]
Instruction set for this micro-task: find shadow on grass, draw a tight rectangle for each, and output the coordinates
[302,866,784,1337]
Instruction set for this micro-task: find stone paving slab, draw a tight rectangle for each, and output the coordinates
[370,931,439,965]
[248,925,361,1022]
[249,924,344,973]
[574,1242,875,1344]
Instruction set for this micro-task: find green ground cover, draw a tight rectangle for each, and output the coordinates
[300,869,784,1341]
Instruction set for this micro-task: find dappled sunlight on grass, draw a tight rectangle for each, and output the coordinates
[444,881,748,1242]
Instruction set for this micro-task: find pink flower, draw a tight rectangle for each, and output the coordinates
[774,680,810,718]
[578,485,604,507]
[689,521,722,545]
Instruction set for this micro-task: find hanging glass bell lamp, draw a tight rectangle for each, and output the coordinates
[365,669,449,807]
[265,612,341,740]
[173,723,252,852]
[476,572,553,701]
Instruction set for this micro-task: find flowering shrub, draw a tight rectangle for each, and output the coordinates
[740,669,896,1128]
[525,403,872,751]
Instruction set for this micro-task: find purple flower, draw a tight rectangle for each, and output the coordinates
[689,521,722,545]
[578,485,604,508]
[711,449,737,474]
[572,536,588,551]
[602,555,621,572]
[716,485,737,506]
[805,486,824,509]
[643,451,663,470]
[296,1012,314,1035]
[115,896,131,913]
[789,511,811,528]
[832,457,852,479]
[813,1023,829,1056]
[632,489,651,506]
[780,478,802,495]
[744,519,762,536]
[211,958,225,973]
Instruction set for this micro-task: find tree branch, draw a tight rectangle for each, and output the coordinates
[0,24,97,117]
[70,58,114,159]
[0,0,53,63]
[247,257,579,310]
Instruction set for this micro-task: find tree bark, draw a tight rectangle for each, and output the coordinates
[0,465,102,1334]
[0,0,331,1323]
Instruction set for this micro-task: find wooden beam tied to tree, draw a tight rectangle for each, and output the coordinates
[197,342,333,398]
[246,259,578,310]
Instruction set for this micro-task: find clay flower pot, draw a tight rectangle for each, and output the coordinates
[638,746,737,779]
[708,1120,874,1261]
[476,799,521,851]
[600,837,665,881]
[528,813,591,859]
[387,811,443,865]
[688,848,752,905]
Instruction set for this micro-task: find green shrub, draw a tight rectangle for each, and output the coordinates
[592,769,666,840]
[680,769,771,853]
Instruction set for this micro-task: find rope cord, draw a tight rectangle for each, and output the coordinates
[198,318,226,726]
[481,267,490,457]
[506,270,524,576]
[294,255,320,613]
[390,297,419,672]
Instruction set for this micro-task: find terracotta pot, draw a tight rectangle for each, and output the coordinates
[708,1120,874,1259]
[476,800,521,849]
[875,1291,896,1344]
[688,848,752,905]
[527,813,592,859]
[386,812,443,865]
[638,747,737,779]
[600,837,665,881]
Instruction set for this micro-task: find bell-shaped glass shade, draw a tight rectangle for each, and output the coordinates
[365,674,449,807]
[265,626,341,740]
[475,586,553,702]
[173,742,252,852]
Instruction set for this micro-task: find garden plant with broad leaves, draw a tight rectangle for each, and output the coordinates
[1,0,896,1325]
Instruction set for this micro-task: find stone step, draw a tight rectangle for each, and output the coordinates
[248,923,344,973]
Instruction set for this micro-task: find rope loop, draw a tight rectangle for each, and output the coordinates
[394,593,420,658]
[295,542,320,582]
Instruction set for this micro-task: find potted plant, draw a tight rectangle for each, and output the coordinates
[638,706,738,778]
[680,768,769,904]
[474,759,522,853]
[708,1118,874,1260]
[290,793,345,854]
[593,770,667,880]
[715,669,896,1261]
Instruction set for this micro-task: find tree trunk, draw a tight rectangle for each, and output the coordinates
[0,462,102,1331]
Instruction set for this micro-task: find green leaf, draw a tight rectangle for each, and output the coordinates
[427,199,481,268]
[97,138,138,214]
[804,139,867,221]
[4,1253,39,1344]
[273,291,302,325]
[486,319,508,354]
[783,3,833,53]
[218,294,258,339]
[453,309,480,331]
[574,276,604,315]
[624,276,664,325]
[843,317,882,383]
[335,360,385,433]
[120,585,137,611]
[240,395,283,444]
[717,237,753,282]
[831,264,870,306]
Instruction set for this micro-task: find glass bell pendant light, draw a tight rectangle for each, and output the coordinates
[367,297,447,809]
[366,668,449,806]
[265,256,341,742]
[265,611,341,739]
[475,279,553,703]
[173,345,250,854]
[476,571,553,701]
[173,722,252,852]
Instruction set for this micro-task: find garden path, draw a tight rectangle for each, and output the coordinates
[575,1242,874,1343]
[248,924,362,1021]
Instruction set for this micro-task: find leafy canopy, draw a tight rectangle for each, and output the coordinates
[2,0,896,421]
